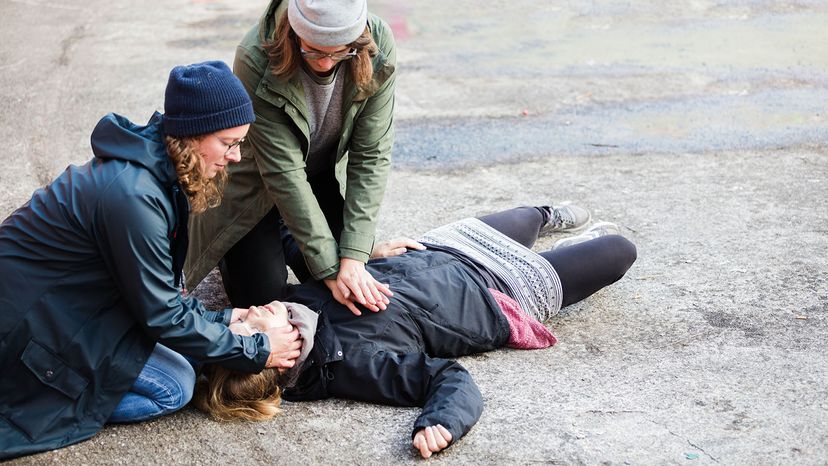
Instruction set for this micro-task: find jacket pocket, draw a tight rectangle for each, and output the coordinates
[5,340,88,440]
[410,303,493,356]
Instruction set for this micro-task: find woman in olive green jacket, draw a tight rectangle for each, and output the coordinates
[186,0,397,315]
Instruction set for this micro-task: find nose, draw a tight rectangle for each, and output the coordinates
[316,57,335,71]
[225,146,242,163]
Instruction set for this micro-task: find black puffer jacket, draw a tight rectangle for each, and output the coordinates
[0,113,270,459]
[283,248,511,443]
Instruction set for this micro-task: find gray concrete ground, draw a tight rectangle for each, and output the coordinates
[2,0,827,464]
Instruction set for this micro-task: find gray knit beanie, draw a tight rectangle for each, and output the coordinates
[288,0,368,46]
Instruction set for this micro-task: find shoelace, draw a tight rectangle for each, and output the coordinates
[549,207,575,228]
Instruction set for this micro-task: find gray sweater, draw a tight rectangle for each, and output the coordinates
[299,64,346,176]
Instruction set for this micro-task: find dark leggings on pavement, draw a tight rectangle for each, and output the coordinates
[478,207,637,308]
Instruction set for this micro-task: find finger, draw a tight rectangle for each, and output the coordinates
[390,247,407,256]
[274,349,301,361]
[373,280,393,298]
[407,239,427,250]
[412,434,422,451]
[347,280,368,305]
[267,325,293,336]
[361,282,378,307]
[358,271,379,304]
[424,426,438,452]
[337,279,352,300]
[435,424,453,443]
[345,300,362,316]
[414,433,431,459]
[288,339,303,351]
[361,280,380,307]
[362,300,380,313]
[434,425,450,449]
[367,278,386,304]
[281,328,301,343]
[388,238,408,248]
[275,327,299,338]
[394,238,425,250]
[332,290,348,306]
[274,358,295,369]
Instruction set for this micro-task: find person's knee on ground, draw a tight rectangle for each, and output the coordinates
[542,234,637,308]
[151,345,197,413]
[108,345,196,423]
[602,234,637,281]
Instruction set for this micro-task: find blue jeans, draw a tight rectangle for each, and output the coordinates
[108,344,196,423]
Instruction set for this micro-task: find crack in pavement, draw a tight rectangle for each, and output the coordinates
[650,420,720,463]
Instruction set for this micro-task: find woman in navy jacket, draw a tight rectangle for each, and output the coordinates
[0,61,301,459]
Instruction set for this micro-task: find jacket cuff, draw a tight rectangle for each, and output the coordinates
[248,333,271,372]
[219,308,233,326]
[305,248,341,281]
[201,309,231,325]
[339,231,374,263]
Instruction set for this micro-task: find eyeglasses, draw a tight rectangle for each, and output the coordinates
[216,136,245,156]
[300,48,357,62]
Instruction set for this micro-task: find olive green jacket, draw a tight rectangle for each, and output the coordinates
[185,0,395,289]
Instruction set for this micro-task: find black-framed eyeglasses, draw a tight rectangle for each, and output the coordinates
[216,136,245,156]
[300,48,357,62]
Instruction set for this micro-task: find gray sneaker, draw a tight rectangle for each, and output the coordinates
[552,221,621,250]
[541,204,592,234]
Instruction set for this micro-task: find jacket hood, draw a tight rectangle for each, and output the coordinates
[90,112,177,186]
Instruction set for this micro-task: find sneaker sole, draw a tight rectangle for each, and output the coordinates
[552,221,621,250]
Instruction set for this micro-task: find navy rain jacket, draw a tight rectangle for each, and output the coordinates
[0,113,270,459]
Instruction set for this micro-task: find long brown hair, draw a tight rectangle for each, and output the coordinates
[265,12,379,94]
[193,365,284,421]
[164,136,227,214]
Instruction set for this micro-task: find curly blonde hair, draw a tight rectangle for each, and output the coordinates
[265,12,379,94]
[193,365,284,421]
[164,136,227,214]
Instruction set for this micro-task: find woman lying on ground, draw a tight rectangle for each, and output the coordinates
[193,205,637,458]
[0,61,301,459]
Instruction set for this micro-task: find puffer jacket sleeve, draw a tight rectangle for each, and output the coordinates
[339,23,396,263]
[327,347,482,448]
[233,45,341,280]
[92,185,269,373]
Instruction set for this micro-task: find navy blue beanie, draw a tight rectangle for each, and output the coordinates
[162,60,255,137]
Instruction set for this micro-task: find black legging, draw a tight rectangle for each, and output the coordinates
[478,207,637,308]
[220,170,344,308]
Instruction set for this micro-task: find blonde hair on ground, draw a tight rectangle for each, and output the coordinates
[193,365,284,421]
[164,135,226,214]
